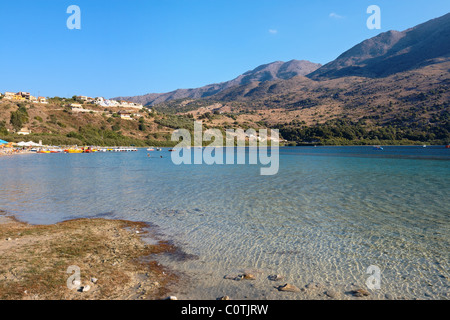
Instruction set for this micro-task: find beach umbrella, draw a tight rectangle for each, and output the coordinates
[0,139,8,145]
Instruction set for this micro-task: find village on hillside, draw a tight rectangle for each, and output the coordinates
[1,91,48,104]
[0,91,144,110]
[66,96,146,119]
[0,91,150,137]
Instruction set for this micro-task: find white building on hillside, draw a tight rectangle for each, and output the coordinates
[17,128,31,135]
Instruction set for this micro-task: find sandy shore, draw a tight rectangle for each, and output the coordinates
[0,212,179,300]
[0,150,35,157]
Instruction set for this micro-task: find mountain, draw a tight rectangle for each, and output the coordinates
[116,13,450,106]
[151,13,450,145]
[113,60,321,106]
[3,13,449,147]
[308,12,450,79]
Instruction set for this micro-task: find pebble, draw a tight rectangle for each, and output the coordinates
[82,285,91,292]
[353,289,370,297]
[224,274,248,281]
[325,290,338,298]
[166,296,178,300]
[268,274,284,281]
[217,296,230,300]
[77,285,91,292]
[277,283,301,293]
[242,273,256,280]
[305,282,322,290]
[6,238,11,241]
[224,274,239,280]
[90,278,98,284]
[385,293,394,300]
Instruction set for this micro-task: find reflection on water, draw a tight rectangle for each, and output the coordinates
[0,146,449,299]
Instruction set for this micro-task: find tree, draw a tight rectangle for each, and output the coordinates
[0,120,8,136]
[10,106,29,131]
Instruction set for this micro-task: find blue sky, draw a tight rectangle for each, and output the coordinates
[0,0,449,98]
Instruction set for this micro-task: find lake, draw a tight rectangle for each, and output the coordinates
[0,146,449,299]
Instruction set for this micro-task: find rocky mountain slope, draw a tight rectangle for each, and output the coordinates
[308,12,450,79]
[113,60,321,106]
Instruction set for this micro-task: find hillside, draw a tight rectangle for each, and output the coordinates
[0,98,178,147]
[145,13,450,145]
[113,60,321,106]
[2,57,448,146]
[152,60,449,145]
[2,13,449,146]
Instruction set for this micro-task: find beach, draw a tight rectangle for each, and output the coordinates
[0,149,34,157]
[0,213,178,300]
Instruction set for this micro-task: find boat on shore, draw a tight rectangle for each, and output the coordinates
[38,147,63,154]
[64,148,83,153]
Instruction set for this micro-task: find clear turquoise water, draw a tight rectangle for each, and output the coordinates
[0,146,449,299]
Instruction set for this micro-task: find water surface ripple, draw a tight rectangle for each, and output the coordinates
[0,146,448,299]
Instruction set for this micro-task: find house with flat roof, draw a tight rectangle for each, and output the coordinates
[17,128,31,135]
[38,96,48,104]
[18,92,30,99]
[118,111,132,119]
[3,92,16,100]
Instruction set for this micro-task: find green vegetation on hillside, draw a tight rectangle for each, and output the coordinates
[154,114,195,131]
[153,99,213,114]
[276,119,450,145]
[0,120,8,136]
[9,103,29,131]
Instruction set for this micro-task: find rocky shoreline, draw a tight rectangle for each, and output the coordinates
[1,211,441,300]
[0,212,179,300]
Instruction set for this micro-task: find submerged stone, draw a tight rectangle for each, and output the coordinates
[277,283,301,293]
[353,289,370,297]
[325,290,338,298]
[242,273,256,280]
[268,274,284,281]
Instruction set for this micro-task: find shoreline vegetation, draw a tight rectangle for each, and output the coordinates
[0,212,178,300]
[0,134,448,148]
[1,99,448,149]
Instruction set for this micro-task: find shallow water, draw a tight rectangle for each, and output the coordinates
[0,146,449,299]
